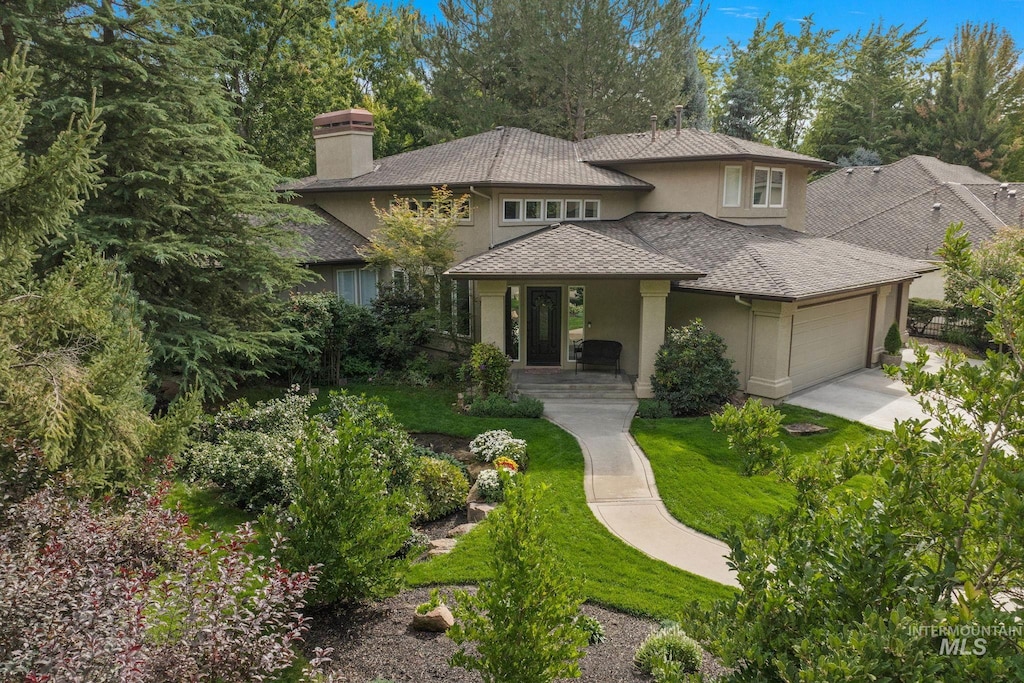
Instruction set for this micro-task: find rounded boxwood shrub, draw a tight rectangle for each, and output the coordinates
[413,456,470,522]
[634,623,702,679]
[466,395,544,418]
[651,320,739,416]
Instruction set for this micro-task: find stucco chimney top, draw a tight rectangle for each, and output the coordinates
[312,108,374,136]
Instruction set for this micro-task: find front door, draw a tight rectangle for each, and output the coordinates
[527,287,561,366]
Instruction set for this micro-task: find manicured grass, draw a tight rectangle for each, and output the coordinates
[345,384,737,618]
[631,405,881,540]
[179,383,736,618]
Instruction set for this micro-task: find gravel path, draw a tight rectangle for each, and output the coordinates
[305,586,730,682]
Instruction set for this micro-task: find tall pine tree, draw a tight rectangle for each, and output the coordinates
[3,0,313,398]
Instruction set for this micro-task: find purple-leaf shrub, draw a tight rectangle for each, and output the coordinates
[0,480,320,682]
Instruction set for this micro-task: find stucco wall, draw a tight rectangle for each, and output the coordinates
[610,160,809,232]
[666,292,752,390]
[910,268,945,300]
[292,264,337,295]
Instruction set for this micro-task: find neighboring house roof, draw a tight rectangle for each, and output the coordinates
[279,126,832,194]
[277,205,368,264]
[448,212,929,301]
[807,155,1014,261]
[577,129,833,169]
[280,127,652,193]
[446,223,703,280]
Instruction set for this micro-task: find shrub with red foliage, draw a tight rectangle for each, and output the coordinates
[0,480,321,682]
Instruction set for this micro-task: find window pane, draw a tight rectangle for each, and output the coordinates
[568,286,584,361]
[359,269,378,306]
[506,286,520,360]
[723,166,742,207]
[455,280,471,337]
[337,270,357,304]
[565,200,581,219]
[545,199,562,220]
[503,200,521,221]
[769,169,785,207]
[584,200,600,219]
[392,269,406,291]
[752,168,769,207]
[525,199,542,220]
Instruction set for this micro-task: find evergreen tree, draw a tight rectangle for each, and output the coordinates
[424,0,706,141]
[715,65,761,140]
[4,0,313,398]
[806,22,933,163]
[0,48,195,490]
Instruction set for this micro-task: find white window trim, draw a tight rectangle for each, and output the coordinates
[722,165,743,208]
[752,166,786,208]
[502,198,523,222]
[336,267,378,307]
[544,199,564,221]
[769,168,786,208]
[524,198,544,222]
[564,199,582,220]
[583,199,601,220]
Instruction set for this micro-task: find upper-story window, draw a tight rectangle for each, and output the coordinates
[501,197,600,223]
[723,166,742,207]
[503,199,522,221]
[752,167,785,208]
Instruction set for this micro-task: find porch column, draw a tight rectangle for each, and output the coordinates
[635,280,670,399]
[745,299,795,400]
[870,285,893,364]
[477,279,507,351]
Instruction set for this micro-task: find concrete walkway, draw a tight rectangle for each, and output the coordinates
[543,399,739,588]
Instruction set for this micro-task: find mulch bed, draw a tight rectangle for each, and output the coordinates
[305,586,731,682]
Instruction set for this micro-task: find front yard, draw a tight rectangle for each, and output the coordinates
[631,405,881,540]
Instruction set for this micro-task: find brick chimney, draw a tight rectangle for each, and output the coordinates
[312,108,374,179]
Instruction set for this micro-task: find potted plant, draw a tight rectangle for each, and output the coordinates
[880,322,903,367]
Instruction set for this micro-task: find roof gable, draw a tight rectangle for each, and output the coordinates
[446,223,702,279]
[277,205,368,264]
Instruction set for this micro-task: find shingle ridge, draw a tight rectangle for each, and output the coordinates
[484,126,510,182]
[944,182,1009,231]
[745,242,796,298]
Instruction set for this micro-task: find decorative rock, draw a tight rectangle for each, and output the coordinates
[411,604,454,632]
[448,523,478,538]
[428,538,457,557]
[783,422,829,437]
[467,502,496,522]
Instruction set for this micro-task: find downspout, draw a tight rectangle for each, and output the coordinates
[734,295,752,308]
[469,185,493,248]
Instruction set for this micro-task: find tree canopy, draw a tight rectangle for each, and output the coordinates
[423,0,708,141]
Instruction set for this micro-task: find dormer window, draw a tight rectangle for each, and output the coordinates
[753,166,785,208]
[723,166,742,207]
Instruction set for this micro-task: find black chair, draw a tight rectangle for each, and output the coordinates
[575,340,622,375]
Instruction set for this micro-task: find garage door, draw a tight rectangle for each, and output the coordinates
[790,296,871,390]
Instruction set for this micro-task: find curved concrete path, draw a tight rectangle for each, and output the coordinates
[543,399,739,588]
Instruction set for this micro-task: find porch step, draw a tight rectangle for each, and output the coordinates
[513,369,636,401]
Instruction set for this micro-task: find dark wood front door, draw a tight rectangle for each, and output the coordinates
[527,287,561,366]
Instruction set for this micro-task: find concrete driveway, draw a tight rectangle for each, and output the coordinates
[785,348,938,431]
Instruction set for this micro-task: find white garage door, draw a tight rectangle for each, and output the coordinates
[790,296,871,390]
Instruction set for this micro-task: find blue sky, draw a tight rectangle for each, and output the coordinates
[408,0,1024,61]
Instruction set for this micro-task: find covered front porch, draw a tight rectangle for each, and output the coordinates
[474,279,675,397]
[445,223,703,398]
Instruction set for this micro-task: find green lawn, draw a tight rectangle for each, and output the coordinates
[179,383,736,619]
[631,405,881,540]
[346,384,736,618]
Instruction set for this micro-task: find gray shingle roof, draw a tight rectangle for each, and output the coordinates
[279,205,368,264]
[280,128,652,193]
[280,126,832,194]
[445,223,703,279]
[577,128,833,168]
[962,183,1024,227]
[807,155,1009,259]
[448,212,927,300]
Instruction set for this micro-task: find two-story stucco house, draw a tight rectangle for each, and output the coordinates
[281,108,933,400]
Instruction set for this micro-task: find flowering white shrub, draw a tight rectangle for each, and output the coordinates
[475,469,506,503]
[469,429,528,467]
